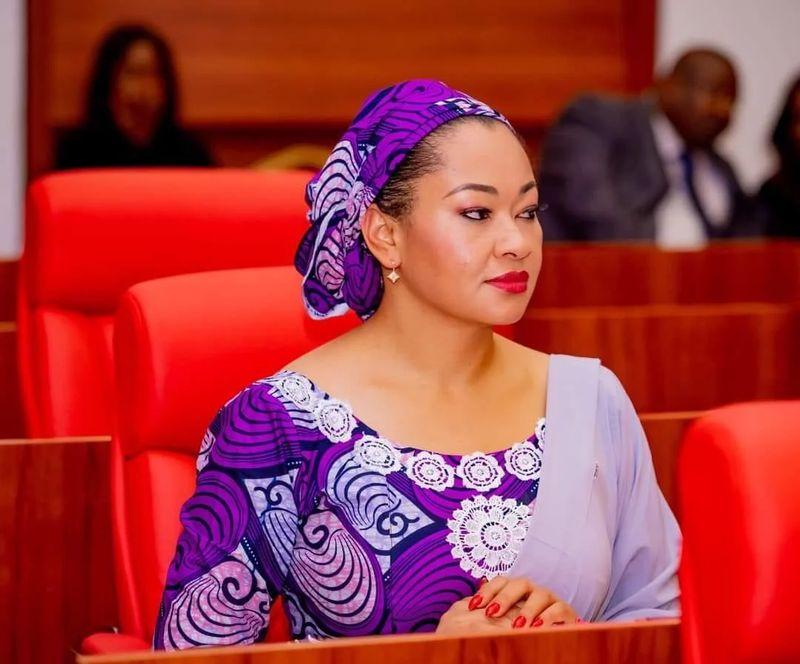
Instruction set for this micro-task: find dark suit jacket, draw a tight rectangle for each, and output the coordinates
[538,95,757,241]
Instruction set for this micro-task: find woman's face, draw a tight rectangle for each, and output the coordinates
[111,39,166,146]
[394,121,542,326]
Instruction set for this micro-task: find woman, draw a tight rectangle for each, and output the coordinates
[154,80,679,649]
[758,76,800,238]
[56,24,213,170]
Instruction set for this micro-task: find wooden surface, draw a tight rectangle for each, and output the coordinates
[0,323,25,438]
[76,619,680,664]
[28,0,655,176]
[519,302,800,412]
[531,241,800,308]
[0,436,118,664]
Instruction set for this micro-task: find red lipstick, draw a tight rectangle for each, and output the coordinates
[486,270,529,294]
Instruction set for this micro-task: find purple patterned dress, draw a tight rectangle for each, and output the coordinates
[154,370,545,648]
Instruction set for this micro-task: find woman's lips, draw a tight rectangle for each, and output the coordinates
[486,270,529,294]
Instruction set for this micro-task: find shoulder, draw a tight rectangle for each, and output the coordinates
[556,94,639,129]
[205,372,311,470]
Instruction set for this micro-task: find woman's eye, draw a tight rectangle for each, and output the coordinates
[519,202,547,220]
[461,208,491,221]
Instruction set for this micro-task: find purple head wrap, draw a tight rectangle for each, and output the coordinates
[294,79,510,320]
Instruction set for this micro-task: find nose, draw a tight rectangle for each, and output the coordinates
[494,214,533,260]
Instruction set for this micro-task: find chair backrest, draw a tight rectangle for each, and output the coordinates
[18,168,311,437]
[678,401,800,664]
[112,266,358,642]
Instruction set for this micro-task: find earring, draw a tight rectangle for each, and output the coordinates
[387,266,400,284]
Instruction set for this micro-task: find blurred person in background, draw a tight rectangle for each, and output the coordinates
[56,24,213,170]
[538,48,757,247]
[758,76,800,238]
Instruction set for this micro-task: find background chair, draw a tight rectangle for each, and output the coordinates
[17,168,311,437]
[678,401,800,664]
[82,266,357,653]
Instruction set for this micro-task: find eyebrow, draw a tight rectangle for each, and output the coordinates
[444,180,537,198]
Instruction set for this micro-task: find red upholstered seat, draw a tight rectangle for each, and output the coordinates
[18,168,311,437]
[678,401,800,664]
[87,266,357,653]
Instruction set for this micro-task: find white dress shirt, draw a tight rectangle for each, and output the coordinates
[650,113,731,249]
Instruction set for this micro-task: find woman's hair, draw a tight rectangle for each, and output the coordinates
[375,115,522,219]
[83,24,179,134]
[771,75,800,166]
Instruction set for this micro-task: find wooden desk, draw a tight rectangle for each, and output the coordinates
[76,619,680,664]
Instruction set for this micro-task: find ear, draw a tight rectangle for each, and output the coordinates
[361,204,402,269]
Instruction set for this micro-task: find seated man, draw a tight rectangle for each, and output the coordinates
[539,48,758,246]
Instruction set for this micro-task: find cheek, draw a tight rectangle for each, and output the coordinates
[409,219,485,273]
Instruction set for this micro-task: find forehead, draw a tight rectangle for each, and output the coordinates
[431,121,533,182]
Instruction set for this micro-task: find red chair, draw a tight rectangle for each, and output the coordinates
[82,266,357,653]
[18,168,311,437]
[678,401,800,664]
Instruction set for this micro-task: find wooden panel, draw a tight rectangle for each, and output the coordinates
[0,436,118,664]
[77,619,680,664]
[0,325,25,438]
[641,412,699,518]
[519,303,800,412]
[29,0,656,177]
[531,241,800,309]
[0,260,18,321]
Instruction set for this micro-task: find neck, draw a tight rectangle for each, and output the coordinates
[359,287,498,389]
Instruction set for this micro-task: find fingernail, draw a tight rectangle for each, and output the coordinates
[468,595,482,611]
[485,602,500,617]
[532,618,544,627]
[512,616,527,629]
[479,577,488,587]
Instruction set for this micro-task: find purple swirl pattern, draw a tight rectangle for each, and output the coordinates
[155,373,542,647]
[295,79,510,320]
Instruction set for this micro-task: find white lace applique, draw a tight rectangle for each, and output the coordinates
[504,441,543,481]
[456,452,504,492]
[535,417,546,445]
[275,373,316,409]
[354,436,402,475]
[405,451,455,491]
[446,495,531,579]
[313,398,356,443]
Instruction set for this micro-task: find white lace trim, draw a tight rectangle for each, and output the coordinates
[504,440,543,481]
[535,417,546,445]
[276,373,316,409]
[405,451,455,491]
[456,452,504,492]
[313,398,356,443]
[354,436,402,475]
[446,495,531,579]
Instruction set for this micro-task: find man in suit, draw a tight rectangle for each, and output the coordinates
[538,48,758,246]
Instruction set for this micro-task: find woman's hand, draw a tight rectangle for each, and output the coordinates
[435,596,519,635]
[468,577,581,629]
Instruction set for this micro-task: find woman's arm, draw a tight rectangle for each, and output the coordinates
[153,386,299,649]
[598,368,681,621]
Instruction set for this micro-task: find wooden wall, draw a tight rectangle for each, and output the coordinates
[27,0,656,177]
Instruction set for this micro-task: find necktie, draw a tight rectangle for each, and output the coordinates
[679,150,723,239]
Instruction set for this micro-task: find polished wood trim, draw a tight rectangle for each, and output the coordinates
[0,436,118,664]
[76,619,680,663]
[25,0,52,180]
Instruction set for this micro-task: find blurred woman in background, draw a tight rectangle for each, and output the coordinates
[56,24,213,170]
[758,76,800,238]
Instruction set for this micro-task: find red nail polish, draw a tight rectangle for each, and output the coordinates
[532,618,544,627]
[479,577,488,587]
[512,616,527,629]
[553,620,565,626]
[485,602,500,617]
[468,595,482,611]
